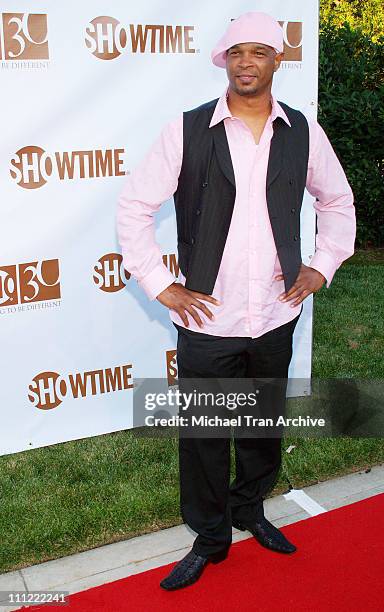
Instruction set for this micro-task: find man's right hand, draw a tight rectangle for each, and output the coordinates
[156,282,220,328]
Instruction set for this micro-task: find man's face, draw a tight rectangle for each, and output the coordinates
[226,41,283,97]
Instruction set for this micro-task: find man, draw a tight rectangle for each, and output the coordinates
[117,11,356,591]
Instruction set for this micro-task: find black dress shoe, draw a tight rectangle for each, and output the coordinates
[160,548,227,591]
[233,517,297,553]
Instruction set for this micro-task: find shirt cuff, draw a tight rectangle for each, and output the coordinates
[308,250,338,288]
[138,263,177,301]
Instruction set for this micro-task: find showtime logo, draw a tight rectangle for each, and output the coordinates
[93,252,179,293]
[93,254,131,293]
[0,12,48,60]
[28,364,134,410]
[166,349,177,386]
[0,259,60,306]
[10,146,127,189]
[85,16,196,60]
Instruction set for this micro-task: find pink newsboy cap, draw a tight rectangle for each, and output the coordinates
[211,11,284,68]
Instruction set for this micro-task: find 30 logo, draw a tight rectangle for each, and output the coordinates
[10,146,127,189]
[278,21,302,61]
[0,13,49,60]
[85,16,196,60]
[28,364,134,410]
[0,259,60,306]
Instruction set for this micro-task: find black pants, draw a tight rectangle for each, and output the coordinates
[173,307,302,559]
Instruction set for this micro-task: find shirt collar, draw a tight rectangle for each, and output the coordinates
[209,87,291,128]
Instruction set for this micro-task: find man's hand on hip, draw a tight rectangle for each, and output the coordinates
[275,264,326,307]
[157,282,220,328]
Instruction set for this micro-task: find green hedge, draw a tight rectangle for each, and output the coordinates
[318,2,384,246]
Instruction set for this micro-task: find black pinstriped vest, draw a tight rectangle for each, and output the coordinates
[173,97,309,294]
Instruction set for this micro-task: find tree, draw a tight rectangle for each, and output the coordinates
[318,0,384,246]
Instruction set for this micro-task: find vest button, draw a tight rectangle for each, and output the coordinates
[196,209,201,215]
[291,207,296,213]
[202,182,208,188]
[289,179,294,185]
[293,235,298,241]
[191,237,195,245]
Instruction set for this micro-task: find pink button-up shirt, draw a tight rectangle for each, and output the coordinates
[117,89,356,338]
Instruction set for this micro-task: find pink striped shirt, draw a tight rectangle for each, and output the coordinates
[117,89,356,338]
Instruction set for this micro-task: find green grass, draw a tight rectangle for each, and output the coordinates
[0,435,180,572]
[312,258,384,377]
[0,249,383,574]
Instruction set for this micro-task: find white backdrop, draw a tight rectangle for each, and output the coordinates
[0,0,319,456]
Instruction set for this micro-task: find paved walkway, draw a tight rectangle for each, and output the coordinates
[1,464,383,611]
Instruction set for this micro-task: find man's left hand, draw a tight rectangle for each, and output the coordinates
[275,264,326,307]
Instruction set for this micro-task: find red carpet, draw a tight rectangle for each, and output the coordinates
[16,493,383,611]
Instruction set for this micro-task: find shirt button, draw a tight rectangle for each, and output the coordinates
[196,209,201,215]
[191,237,195,245]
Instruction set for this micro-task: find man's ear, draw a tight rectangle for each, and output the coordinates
[274,52,284,72]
